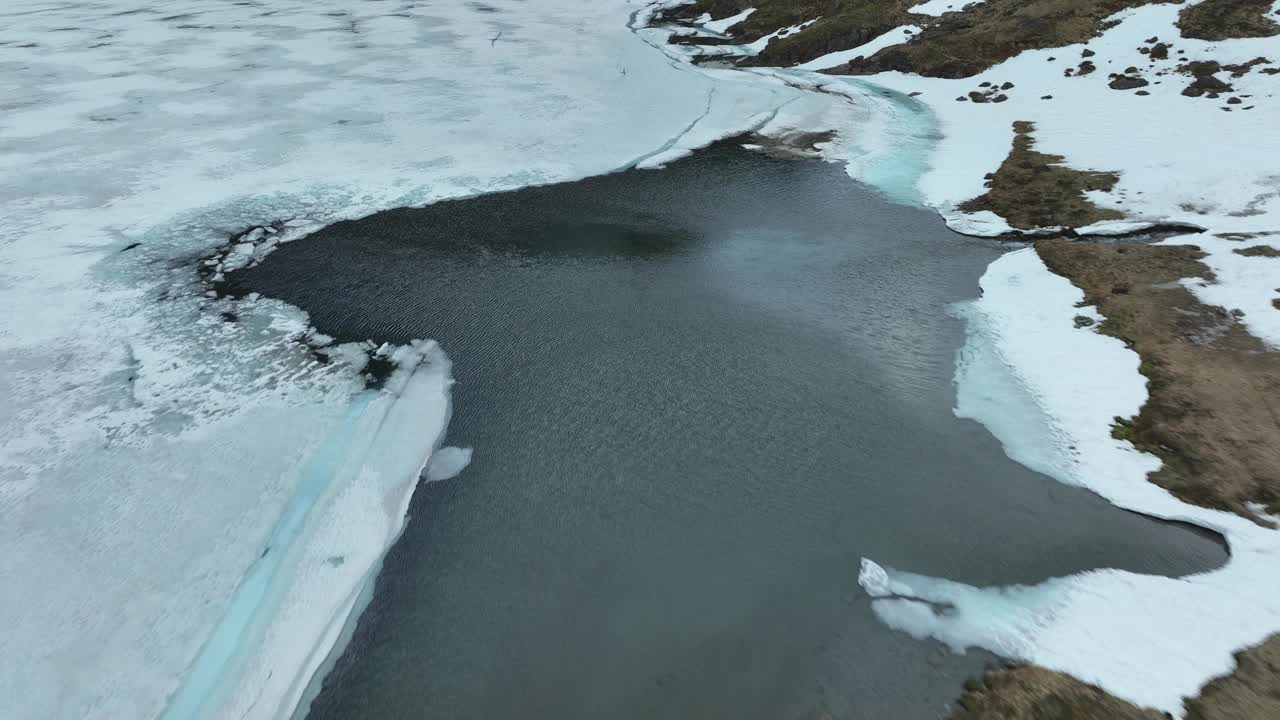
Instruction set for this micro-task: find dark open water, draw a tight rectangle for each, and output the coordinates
[229,141,1224,720]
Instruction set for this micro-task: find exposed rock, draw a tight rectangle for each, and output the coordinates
[1183,73,1234,97]
[1110,74,1150,89]
[1222,56,1272,76]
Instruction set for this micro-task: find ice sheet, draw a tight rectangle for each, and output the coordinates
[0,2,813,719]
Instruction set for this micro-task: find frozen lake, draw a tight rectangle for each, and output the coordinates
[230,141,1224,720]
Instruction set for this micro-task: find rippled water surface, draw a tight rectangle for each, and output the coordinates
[231,142,1225,720]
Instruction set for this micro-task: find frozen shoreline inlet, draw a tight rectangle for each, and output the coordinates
[860,248,1280,717]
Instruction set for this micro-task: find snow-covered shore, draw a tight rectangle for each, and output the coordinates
[657,1,1280,716]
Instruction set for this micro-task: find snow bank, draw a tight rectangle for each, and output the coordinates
[798,26,923,71]
[0,2,815,720]
[908,0,984,16]
[645,2,1280,716]
[703,8,756,34]
[860,249,1280,717]
[1166,233,1280,349]
[776,4,1280,713]
[836,3,1280,239]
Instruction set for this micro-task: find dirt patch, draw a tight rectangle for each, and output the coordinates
[1234,244,1280,257]
[951,665,1164,720]
[953,636,1280,720]
[1186,635,1280,720]
[1178,0,1280,41]
[1036,238,1280,521]
[958,121,1123,230]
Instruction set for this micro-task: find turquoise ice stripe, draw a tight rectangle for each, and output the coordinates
[160,391,378,720]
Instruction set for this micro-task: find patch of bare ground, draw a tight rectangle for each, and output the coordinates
[662,0,916,67]
[748,3,914,67]
[958,121,1123,230]
[837,0,1170,78]
[1234,244,1280,257]
[951,665,1164,720]
[1035,238,1280,521]
[953,636,1280,720]
[1178,0,1280,41]
[1186,635,1280,720]
[663,0,1187,76]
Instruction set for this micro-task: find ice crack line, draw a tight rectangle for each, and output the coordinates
[618,85,718,171]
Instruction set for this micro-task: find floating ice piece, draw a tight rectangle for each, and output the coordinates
[425,446,473,482]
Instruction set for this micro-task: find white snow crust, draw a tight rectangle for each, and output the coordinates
[0,2,826,720]
[908,0,984,16]
[858,249,1280,716]
[797,25,923,71]
[1167,233,1280,348]
[702,8,756,34]
[837,3,1280,239]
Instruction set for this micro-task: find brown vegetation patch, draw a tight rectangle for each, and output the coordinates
[953,636,1280,720]
[1186,635,1280,720]
[1234,244,1280,257]
[951,665,1164,720]
[667,0,1177,76]
[838,0,1168,78]
[958,121,1122,230]
[664,0,916,67]
[1178,0,1280,41]
[1036,239,1280,521]
[752,6,915,66]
